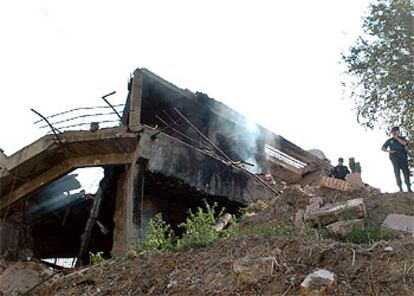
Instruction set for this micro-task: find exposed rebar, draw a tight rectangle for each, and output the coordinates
[31,108,64,145]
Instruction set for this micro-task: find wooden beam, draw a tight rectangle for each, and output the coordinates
[129,70,143,132]
[0,153,132,210]
[76,188,103,266]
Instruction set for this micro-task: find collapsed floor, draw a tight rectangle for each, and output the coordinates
[25,185,414,296]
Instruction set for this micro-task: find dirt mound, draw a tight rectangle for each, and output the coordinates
[34,186,414,296]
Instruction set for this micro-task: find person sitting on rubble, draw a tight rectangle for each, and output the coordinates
[330,157,350,181]
[382,126,412,192]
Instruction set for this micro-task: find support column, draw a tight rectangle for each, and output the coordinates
[129,69,143,132]
[112,161,145,256]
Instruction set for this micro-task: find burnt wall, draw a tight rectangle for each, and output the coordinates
[138,69,328,183]
[138,131,272,206]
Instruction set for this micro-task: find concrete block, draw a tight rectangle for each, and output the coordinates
[304,203,321,221]
[233,256,276,284]
[304,197,324,221]
[382,214,414,234]
[294,209,305,229]
[305,198,366,225]
[345,173,365,188]
[301,269,336,296]
[320,176,352,192]
[326,219,364,236]
[0,261,53,296]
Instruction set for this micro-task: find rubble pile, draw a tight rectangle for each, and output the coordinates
[27,180,414,296]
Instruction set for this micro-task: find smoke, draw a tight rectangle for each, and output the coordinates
[214,108,272,175]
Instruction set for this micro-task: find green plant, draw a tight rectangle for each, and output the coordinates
[136,213,175,252]
[177,206,220,250]
[89,251,104,265]
[324,221,397,244]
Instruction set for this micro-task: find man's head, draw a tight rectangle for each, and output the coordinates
[391,126,400,137]
[338,157,344,165]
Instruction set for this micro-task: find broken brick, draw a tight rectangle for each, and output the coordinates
[320,176,352,192]
[305,198,366,225]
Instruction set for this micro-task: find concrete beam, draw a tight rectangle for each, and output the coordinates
[0,153,133,210]
[4,127,135,172]
[129,70,143,132]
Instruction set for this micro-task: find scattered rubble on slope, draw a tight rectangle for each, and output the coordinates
[30,184,414,296]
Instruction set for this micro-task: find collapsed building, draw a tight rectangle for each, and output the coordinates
[0,68,331,266]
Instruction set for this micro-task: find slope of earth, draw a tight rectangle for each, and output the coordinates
[34,186,414,296]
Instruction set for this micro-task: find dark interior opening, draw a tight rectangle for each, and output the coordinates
[25,164,244,266]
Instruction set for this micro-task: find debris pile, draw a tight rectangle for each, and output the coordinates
[29,182,414,296]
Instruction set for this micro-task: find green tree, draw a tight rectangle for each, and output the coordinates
[342,0,413,167]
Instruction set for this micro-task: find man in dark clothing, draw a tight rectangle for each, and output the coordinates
[330,157,350,181]
[382,126,412,192]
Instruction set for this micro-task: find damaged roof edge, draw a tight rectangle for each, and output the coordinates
[135,67,329,168]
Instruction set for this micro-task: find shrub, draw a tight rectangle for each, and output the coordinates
[177,206,220,250]
[134,206,238,253]
[89,251,104,265]
[136,213,175,252]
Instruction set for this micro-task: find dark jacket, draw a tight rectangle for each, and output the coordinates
[382,136,408,159]
[331,165,350,181]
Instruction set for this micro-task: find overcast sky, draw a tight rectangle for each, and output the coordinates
[0,0,402,192]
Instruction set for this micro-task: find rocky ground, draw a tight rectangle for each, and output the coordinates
[30,184,414,296]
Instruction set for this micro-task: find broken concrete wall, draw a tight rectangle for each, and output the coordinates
[0,203,33,260]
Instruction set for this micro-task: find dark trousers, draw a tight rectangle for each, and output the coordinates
[390,155,411,190]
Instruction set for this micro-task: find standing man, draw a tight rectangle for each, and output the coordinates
[330,157,350,181]
[382,126,412,192]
